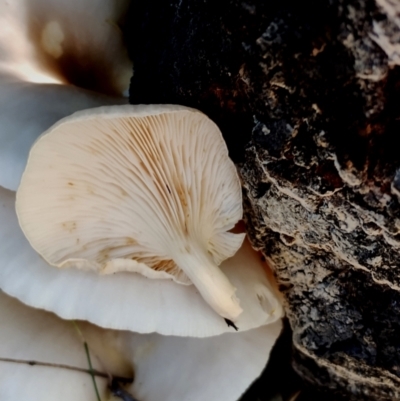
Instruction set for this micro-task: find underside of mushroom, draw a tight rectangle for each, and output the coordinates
[16,104,246,321]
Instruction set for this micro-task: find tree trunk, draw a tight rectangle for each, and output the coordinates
[126,1,400,399]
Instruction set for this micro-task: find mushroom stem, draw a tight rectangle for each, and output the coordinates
[174,251,243,321]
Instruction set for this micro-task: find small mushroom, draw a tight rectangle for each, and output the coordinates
[0,289,282,401]
[16,105,250,321]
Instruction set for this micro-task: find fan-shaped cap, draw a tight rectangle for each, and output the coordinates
[17,105,247,321]
[1,185,283,337]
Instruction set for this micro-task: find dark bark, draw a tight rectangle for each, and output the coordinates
[126,0,400,399]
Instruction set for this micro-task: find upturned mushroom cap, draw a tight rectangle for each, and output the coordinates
[16,105,247,321]
[1,185,283,337]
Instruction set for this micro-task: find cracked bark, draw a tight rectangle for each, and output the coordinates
[126,0,400,399]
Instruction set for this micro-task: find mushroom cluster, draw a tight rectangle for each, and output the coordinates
[0,1,284,400]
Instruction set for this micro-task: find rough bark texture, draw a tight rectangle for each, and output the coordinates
[126,0,400,399]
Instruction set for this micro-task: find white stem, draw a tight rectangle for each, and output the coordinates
[174,251,243,321]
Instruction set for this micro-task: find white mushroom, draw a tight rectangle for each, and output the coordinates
[0,74,126,191]
[0,289,283,401]
[0,0,132,191]
[0,0,131,94]
[1,160,282,337]
[17,105,250,321]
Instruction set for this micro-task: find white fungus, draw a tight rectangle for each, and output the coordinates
[17,105,247,321]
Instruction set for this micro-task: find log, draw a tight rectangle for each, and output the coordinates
[126,1,400,399]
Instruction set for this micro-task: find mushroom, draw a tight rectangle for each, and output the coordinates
[0,288,282,401]
[0,75,127,191]
[0,0,132,191]
[1,175,281,337]
[16,104,281,325]
[0,0,131,94]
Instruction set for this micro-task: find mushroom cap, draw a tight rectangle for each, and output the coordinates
[0,73,127,191]
[16,104,247,321]
[1,186,283,337]
[0,288,283,401]
[0,0,132,191]
[0,0,132,95]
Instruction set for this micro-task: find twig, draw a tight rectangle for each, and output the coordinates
[84,341,101,401]
[224,318,239,331]
[71,321,103,401]
[0,357,132,384]
[110,378,140,401]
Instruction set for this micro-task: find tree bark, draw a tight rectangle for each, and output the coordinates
[126,1,400,399]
